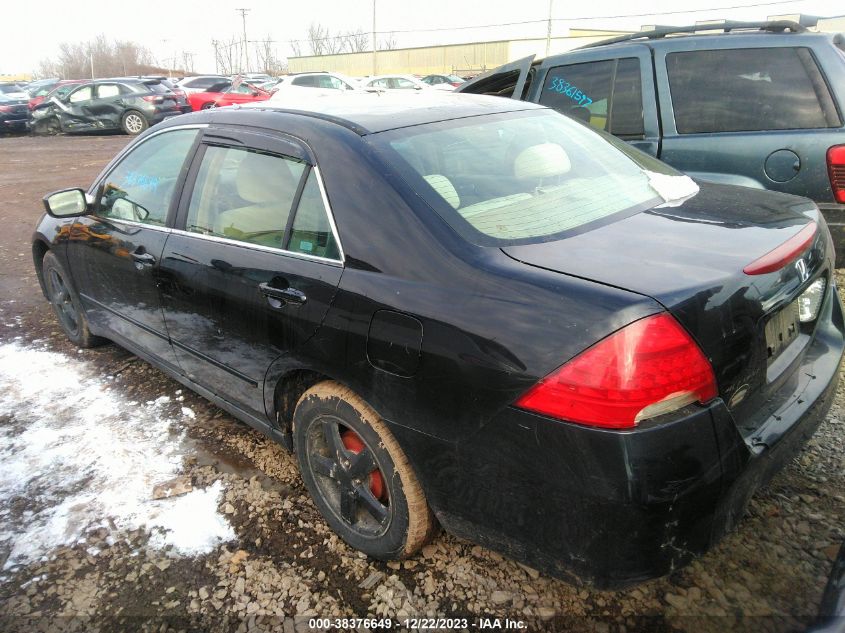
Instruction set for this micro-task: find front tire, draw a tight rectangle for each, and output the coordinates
[200,102,215,110]
[293,381,436,559]
[121,110,148,135]
[42,251,105,348]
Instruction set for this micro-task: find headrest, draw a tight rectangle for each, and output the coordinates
[236,152,296,204]
[514,143,571,180]
[424,174,460,209]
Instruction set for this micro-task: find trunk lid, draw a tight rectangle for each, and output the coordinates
[501,182,832,432]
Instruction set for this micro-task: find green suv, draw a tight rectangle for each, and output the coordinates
[458,21,845,263]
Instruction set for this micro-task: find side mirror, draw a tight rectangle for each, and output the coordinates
[43,188,88,218]
[251,90,259,96]
[414,85,423,90]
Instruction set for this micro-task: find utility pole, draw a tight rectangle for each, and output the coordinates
[372,0,377,76]
[89,49,95,79]
[545,0,554,57]
[236,8,251,74]
[212,40,219,75]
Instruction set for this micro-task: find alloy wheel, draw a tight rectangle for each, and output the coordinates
[124,113,144,134]
[48,269,79,336]
[306,416,390,536]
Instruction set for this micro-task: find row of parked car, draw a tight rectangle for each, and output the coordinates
[0,71,466,137]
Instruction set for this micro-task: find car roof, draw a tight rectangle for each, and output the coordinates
[219,92,544,135]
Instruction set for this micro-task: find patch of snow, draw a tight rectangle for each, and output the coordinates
[181,407,196,419]
[0,342,235,571]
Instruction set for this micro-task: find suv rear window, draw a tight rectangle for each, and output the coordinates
[374,109,694,246]
[667,47,841,134]
[539,58,645,139]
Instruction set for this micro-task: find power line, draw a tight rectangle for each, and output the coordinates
[214,0,800,51]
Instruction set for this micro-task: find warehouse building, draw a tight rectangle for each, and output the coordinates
[288,14,845,79]
[287,29,631,77]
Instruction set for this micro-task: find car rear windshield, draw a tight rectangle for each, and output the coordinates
[372,109,693,246]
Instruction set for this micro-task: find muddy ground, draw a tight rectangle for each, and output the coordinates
[0,134,842,632]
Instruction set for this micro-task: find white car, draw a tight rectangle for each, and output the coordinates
[175,76,231,95]
[362,75,433,93]
[270,72,362,101]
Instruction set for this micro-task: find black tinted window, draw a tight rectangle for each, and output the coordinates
[188,77,224,89]
[292,76,317,87]
[667,47,841,133]
[540,58,644,138]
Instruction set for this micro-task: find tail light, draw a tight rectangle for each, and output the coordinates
[828,145,845,204]
[142,95,164,104]
[450,82,462,87]
[515,313,717,429]
[0,105,12,113]
[743,222,817,275]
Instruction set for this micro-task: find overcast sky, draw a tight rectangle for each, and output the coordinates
[2,0,843,75]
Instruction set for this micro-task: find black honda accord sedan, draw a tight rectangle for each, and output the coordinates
[31,93,844,587]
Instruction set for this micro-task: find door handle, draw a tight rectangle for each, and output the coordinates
[131,251,156,267]
[258,282,306,305]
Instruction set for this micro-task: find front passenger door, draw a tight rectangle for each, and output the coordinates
[69,127,201,372]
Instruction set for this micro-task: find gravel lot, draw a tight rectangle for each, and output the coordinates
[0,134,843,632]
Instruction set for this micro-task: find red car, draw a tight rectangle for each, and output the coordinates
[29,80,86,110]
[187,82,271,111]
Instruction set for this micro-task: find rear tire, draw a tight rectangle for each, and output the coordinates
[200,102,215,110]
[293,381,436,559]
[121,110,148,135]
[42,251,105,348]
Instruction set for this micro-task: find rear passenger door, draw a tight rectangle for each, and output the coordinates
[88,83,128,128]
[158,128,344,418]
[655,43,843,196]
[529,46,660,157]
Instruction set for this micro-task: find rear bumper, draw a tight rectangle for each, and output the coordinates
[402,285,844,588]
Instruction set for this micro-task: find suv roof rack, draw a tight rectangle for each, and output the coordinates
[578,20,807,49]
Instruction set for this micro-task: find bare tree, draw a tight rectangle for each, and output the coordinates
[342,29,370,53]
[214,36,241,75]
[380,32,398,51]
[290,39,303,57]
[36,34,157,79]
[254,37,288,75]
[307,22,329,56]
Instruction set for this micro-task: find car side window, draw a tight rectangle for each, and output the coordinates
[667,47,842,133]
[287,170,340,260]
[96,84,121,99]
[539,58,644,138]
[395,78,416,89]
[68,86,93,103]
[292,76,316,87]
[98,129,199,226]
[185,146,306,249]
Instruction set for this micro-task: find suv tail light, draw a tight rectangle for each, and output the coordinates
[142,95,164,104]
[828,145,845,204]
[515,313,717,429]
[0,105,12,113]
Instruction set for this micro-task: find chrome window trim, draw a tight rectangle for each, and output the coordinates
[90,217,343,267]
[169,228,344,266]
[310,164,345,263]
[85,123,345,267]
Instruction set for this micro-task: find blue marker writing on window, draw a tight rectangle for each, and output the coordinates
[122,171,160,192]
[547,77,593,107]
